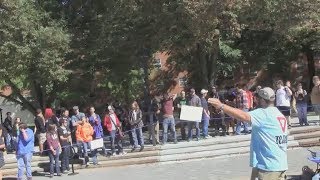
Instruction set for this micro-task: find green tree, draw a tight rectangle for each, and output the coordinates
[0,0,71,113]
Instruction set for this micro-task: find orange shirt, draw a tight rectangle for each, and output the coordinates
[76,122,94,142]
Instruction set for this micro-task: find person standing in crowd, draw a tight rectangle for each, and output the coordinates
[71,106,85,155]
[253,86,262,109]
[104,106,125,156]
[76,117,94,166]
[286,81,297,114]
[71,106,86,138]
[211,86,226,136]
[34,109,46,155]
[235,84,250,135]
[161,93,178,144]
[200,89,211,139]
[128,101,145,152]
[148,98,160,144]
[60,109,71,132]
[311,76,320,119]
[16,122,34,180]
[3,112,13,152]
[176,91,187,140]
[187,88,202,141]
[276,80,293,129]
[0,126,5,180]
[12,117,21,151]
[208,87,288,180]
[45,108,60,128]
[245,86,254,110]
[58,118,72,174]
[88,106,103,165]
[46,124,61,177]
[295,83,308,126]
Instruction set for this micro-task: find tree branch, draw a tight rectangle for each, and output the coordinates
[0,94,23,105]
[4,78,37,115]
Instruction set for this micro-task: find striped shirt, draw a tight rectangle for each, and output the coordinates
[236,90,249,109]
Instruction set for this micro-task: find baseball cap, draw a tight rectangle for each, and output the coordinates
[73,106,79,110]
[201,89,208,94]
[258,87,275,101]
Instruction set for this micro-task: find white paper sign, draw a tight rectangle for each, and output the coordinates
[179,105,203,122]
[90,138,104,150]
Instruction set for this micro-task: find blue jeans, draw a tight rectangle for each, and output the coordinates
[48,149,61,175]
[132,127,144,147]
[202,115,210,137]
[162,117,177,144]
[61,145,70,172]
[313,104,320,116]
[236,109,249,135]
[188,122,200,140]
[17,153,33,179]
[297,103,308,125]
[110,130,123,154]
[5,133,13,151]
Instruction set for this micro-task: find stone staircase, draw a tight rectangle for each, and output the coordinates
[2,115,320,177]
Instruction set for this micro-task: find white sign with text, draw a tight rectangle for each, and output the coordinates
[179,105,203,122]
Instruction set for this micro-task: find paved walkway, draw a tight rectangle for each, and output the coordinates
[25,147,319,180]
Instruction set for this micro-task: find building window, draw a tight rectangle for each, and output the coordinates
[153,58,162,68]
[179,77,188,87]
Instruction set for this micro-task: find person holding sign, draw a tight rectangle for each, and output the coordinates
[187,88,202,141]
[88,107,103,165]
[208,87,288,180]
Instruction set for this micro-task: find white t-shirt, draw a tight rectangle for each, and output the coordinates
[110,114,117,131]
[276,87,291,107]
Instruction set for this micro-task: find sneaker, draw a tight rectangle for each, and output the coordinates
[50,174,54,178]
[112,152,116,156]
[131,148,137,152]
[119,152,127,156]
[196,138,199,141]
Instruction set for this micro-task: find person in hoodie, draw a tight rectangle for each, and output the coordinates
[76,116,94,167]
[88,106,103,165]
[16,122,34,180]
[128,101,144,152]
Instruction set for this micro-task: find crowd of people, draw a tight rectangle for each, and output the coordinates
[0,76,319,179]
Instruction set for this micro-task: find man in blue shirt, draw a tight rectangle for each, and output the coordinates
[16,122,34,180]
[209,87,287,180]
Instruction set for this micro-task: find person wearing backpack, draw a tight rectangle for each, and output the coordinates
[104,106,125,156]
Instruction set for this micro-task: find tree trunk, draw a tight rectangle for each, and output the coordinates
[303,46,315,91]
[209,38,219,87]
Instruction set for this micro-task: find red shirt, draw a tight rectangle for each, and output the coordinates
[162,99,174,117]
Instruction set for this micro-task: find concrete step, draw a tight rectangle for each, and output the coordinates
[297,138,320,147]
[293,131,320,140]
[289,126,320,135]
